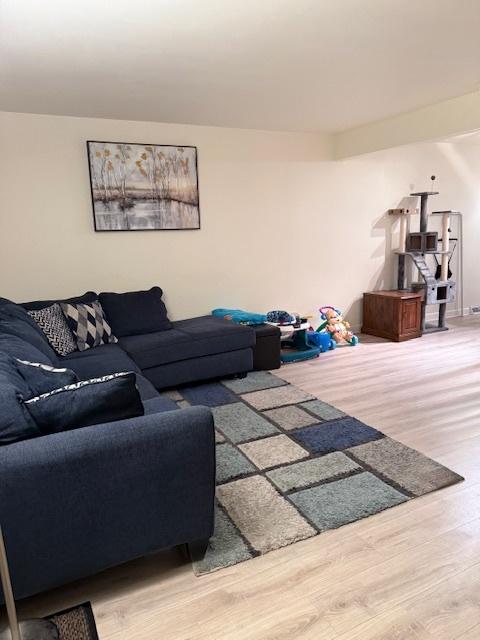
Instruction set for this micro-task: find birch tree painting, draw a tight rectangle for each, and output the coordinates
[87,141,200,231]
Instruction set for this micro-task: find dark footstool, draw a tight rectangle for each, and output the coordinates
[252,323,281,370]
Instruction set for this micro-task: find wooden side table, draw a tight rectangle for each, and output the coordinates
[362,290,423,342]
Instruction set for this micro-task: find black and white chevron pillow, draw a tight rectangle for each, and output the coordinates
[60,300,118,351]
[28,303,77,356]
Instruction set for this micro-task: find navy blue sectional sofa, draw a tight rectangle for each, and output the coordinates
[0,291,255,601]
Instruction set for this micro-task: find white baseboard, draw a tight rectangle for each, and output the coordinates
[425,307,470,321]
[353,307,471,337]
[350,307,472,338]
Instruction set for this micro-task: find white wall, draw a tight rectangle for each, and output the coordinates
[1,111,479,328]
[335,90,480,158]
[333,141,480,322]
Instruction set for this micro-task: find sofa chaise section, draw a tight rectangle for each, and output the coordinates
[0,406,215,600]
[119,315,255,388]
[0,293,218,601]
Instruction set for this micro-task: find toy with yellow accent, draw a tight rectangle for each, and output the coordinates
[317,306,358,346]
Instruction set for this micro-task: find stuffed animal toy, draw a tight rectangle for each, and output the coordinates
[317,306,358,346]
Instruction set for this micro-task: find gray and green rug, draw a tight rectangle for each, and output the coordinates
[162,371,463,575]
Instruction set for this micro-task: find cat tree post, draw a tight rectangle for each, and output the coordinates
[440,211,450,281]
[388,207,414,290]
[438,211,450,328]
[399,214,408,253]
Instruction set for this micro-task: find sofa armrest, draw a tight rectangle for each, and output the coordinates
[0,406,215,600]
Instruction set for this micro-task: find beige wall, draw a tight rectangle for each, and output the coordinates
[1,111,479,328]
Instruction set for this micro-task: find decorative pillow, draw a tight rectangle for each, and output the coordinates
[24,372,144,434]
[28,303,77,356]
[60,300,118,351]
[99,287,172,337]
[15,359,78,396]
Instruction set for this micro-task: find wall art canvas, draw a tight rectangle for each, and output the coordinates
[87,141,200,231]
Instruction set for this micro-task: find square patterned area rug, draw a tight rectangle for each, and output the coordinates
[162,371,463,575]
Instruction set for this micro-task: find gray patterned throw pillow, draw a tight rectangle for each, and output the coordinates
[28,303,77,356]
[60,300,118,351]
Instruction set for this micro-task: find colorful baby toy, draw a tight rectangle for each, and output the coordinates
[317,306,359,346]
[307,330,336,352]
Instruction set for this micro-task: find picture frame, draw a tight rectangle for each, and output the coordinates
[86,140,200,231]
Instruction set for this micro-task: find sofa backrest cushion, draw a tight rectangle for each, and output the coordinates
[0,334,53,365]
[21,291,98,312]
[99,287,172,337]
[0,353,31,397]
[0,302,58,362]
[0,384,41,444]
[0,354,42,444]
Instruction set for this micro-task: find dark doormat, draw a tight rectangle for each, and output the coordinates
[47,602,99,640]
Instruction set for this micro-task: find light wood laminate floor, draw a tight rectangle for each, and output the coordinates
[12,317,480,639]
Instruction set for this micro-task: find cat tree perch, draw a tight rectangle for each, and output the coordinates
[388,178,459,334]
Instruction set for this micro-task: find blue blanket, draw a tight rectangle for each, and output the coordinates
[212,308,267,325]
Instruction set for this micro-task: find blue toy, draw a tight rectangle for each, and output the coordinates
[307,331,336,352]
[279,327,321,363]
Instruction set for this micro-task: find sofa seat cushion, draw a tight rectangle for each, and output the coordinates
[119,316,255,370]
[118,329,193,369]
[62,346,157,401]
[62,344,140,380]
[135,374,160,401]
[142,395,179,414]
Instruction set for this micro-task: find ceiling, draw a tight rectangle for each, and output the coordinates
[1,0,480,133]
